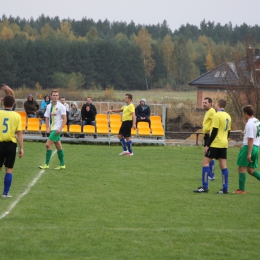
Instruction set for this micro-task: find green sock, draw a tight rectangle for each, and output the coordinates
[239,173,246,191]
[57,149,65,166]
[46,150,52,165]
[253,171,260,181]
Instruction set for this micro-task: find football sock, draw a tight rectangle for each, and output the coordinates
[120,138,127,151]
[57,149,65,166]
[252,171,260,181]
[126,140,132,153]
[209,160,215,178]
[239,173,246,191]
[3,173,12,195]
[46,149,52,165]
[222,168,229,191]
[202,166,209,189]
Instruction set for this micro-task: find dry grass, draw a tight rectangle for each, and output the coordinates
[14,87,197,103]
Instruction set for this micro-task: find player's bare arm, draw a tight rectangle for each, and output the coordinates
[247,138,253,162]
[107,108,123,114]
[132,112,136,130]
[16,131,24,158]
[45,117,50,133]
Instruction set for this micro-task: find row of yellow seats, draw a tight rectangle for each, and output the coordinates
[67,124,165,137]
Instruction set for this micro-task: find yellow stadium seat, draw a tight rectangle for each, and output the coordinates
[150,115,162,123]
[69,124,81,134]
[151,128,164,136]
[41,123,46,132]
[17,111,27,118]
[110,126,120,135]
[96,114,107,121]
[150,121,163,129]
[137,122,150,129]
[21,117,27,131]
[110,121,121,128]
[131,128,137,136]
[27,118,40,132]
[96,125,109,135]
[62,125,68,133]
[138,128,151,136]
[109,114,121,123]
[83,125,96,134]
[96,121,108,127]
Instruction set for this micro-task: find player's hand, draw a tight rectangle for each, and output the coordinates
[18,148,24,158]
[56,128,62,135]
[132,123,136,130]
[204,146,209,154]
[247,155,252,163]
[107,110,112,114]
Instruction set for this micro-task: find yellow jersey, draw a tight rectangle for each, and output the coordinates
[0,110,22,143]
[203,107,216,134]
[121,103,135,121]
[210,111,231,148]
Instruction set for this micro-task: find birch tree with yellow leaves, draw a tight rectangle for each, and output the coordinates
[134,28,155,90]
[161,35,174,85]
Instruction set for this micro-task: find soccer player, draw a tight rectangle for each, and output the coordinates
[39,90,67,170]
[107,93,136,156]
[233,105,260,194]
[0,96,24,198]
[202,97,216,180]
[194,99,231,194]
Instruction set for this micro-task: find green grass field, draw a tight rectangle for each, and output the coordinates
[0,142,259,259]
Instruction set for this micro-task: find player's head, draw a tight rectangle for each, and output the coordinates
[242,105,254,117]
[1,83,7,90]
[51,89,59,102]
[216,99,226,109]
[203,97,213,110]
[125,94,132,103]
[3,95,15,108]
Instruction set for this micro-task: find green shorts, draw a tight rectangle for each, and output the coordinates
[49,130,62,142]
[236,145,259,168]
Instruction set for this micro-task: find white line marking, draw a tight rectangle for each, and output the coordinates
[0,150,57,220]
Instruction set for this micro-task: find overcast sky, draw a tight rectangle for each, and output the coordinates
[1,0,259,31]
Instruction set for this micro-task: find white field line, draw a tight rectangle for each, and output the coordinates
[0,150,57,220]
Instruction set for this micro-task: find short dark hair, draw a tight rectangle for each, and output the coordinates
[126,93,132,100]
[3,95,15,108]
[243,105,254,116]
[204,97,212,103]
[1,83,6,87]
[217,99,226,108]
[51,89,59,95]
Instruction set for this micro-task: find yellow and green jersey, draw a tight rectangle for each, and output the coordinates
[0,110,22,143]
[121,103,135,121]
[45,102,66,131]
[210,111,231,148]
[203,107,216,134]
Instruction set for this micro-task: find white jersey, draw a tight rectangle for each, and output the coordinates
[243,117,260,146]
[44,101,67,131]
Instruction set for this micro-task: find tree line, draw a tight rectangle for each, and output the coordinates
[0,14,259,90]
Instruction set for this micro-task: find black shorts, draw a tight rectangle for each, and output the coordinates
[205,147,227,160]
[0,142,17,168]
[119,120,132,138]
